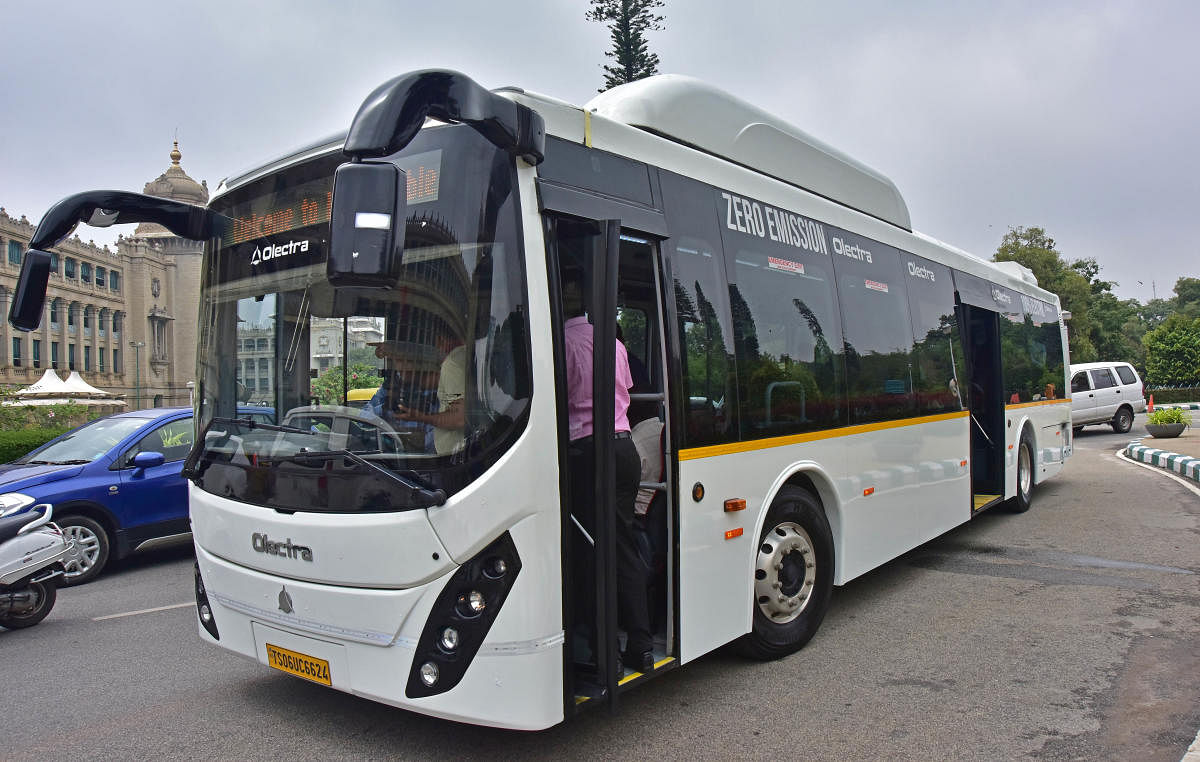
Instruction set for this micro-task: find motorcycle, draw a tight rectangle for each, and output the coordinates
[0,504,78,629]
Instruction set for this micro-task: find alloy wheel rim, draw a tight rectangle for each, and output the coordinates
[1019,444,1032,496]
[754,521,816,624]
[63,525,100,577]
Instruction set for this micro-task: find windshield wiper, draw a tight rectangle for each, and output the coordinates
[273,448,447,508]
[27,459,91,465]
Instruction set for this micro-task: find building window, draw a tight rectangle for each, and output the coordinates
[11,337,21,367]
[96,266,106,287]
[49,300,60,327]
[80,262,92,283]
[113,312,122,335]
[7,241,21,265]
[113,348,122,374]
[50,252,59,273]
[64,258,77,279]
[84,345,92,371]
[68,344,76,371]
[32,339,41,369]
[99,347,106,372]
[83,306,92,333]
[109,270,120,292]
[51,342,59,370]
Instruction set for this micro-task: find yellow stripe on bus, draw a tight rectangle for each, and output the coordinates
[678,410,968,461]
[1005,399,1070,410]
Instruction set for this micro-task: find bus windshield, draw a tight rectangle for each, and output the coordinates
[188,125,531,512]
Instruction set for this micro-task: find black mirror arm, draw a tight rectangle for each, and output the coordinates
[343,69,544,165]
[29,190,222,250]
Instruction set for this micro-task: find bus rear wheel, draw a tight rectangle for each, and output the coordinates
[737,486,833,661]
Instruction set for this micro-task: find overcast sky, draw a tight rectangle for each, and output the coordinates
[2,0,1195,302]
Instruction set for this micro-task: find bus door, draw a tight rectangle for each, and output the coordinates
[960,302,1006,512]
[545,214,676,713]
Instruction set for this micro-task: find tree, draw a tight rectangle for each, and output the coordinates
[586,0,665,92]
[1172,276,1200,318]
[1142,314,1200,386]
[994,226,1097,361]
[310,362,382,406]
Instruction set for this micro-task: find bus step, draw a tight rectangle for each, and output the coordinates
[972,493,1004,513]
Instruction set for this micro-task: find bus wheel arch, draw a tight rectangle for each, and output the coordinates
[737,476,835,661]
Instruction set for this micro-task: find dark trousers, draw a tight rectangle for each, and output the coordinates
[568,435,653,657]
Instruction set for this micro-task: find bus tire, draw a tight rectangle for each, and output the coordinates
[1009,430,1035,513]
[736,486,833,661]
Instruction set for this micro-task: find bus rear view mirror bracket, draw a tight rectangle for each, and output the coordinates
[8,190,220,331]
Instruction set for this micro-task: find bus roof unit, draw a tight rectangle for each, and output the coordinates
[586,74,912,232]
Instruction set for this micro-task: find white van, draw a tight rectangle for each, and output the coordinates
[1070,362,1146,433]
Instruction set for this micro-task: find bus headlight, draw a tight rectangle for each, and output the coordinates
[405,532,523,699]
[419,662,440,687]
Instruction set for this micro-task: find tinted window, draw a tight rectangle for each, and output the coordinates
[725,238,844,437]
[904,253,965,413]
[660,172,737,447]
[1091,368,1117,389]
[1072,372,1091,393]
[830,229,915,423]
[1116,365,1137,385]
[540,137,654,205]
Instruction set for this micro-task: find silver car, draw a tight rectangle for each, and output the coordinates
[1070,361,1146,434]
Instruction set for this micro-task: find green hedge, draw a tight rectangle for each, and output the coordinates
[0,428,70,464]
[1146,387,1200,404]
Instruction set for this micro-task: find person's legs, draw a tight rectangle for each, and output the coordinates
[613,437,653,666]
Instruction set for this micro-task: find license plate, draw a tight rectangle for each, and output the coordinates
[265,643,331,686]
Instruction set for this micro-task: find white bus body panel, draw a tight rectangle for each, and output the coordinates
[194,509,565,730]
[676,415,970,662]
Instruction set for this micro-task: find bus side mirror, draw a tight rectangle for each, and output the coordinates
[327,161,407,288]
[9,250,53,331]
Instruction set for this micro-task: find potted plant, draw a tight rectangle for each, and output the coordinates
[1145,407,1190,438]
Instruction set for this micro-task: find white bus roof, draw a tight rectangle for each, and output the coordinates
[585,74,912,231]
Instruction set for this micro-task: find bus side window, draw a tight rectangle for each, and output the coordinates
[831,230,917,424]
[659,171,737,447]
[904,253,965,413]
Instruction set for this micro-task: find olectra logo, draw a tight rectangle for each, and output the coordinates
[252,532,314,562]
[250,239,309,266]
[991,287,1013,305]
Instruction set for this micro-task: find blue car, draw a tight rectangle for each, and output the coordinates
[0,406,271,585]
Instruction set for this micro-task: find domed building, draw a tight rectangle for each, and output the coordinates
[0,142,209,408]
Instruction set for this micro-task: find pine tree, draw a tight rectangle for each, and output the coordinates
[586,0,666,92]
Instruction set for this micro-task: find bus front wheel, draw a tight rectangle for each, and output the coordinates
[737,486,833,661]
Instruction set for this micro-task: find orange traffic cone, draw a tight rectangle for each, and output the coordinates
[1148,394,1154,412]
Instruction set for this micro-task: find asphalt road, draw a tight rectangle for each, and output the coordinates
[2,414,1197,760]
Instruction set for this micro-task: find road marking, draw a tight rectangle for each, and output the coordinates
[93,602,193,621]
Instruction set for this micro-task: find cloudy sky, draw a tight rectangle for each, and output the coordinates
[2,0,1195,302]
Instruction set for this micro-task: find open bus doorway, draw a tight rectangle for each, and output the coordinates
[961,303,1006,511]
[546,215,675,711]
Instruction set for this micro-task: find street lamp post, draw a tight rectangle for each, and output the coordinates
[130,341,145,410]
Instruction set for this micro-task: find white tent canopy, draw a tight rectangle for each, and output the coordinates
[16,369,73,397]
[62,371,112,398]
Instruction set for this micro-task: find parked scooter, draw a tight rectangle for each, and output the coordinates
[0,504,78,629]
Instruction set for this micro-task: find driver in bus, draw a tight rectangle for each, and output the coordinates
[393,333,467,456]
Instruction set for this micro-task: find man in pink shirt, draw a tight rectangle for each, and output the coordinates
[563,276,654,674]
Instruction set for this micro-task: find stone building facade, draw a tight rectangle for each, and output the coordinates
[0,143,207,408]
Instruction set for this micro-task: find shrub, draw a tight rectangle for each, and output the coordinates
[0,428,71,464]
[1147,407,1191,426]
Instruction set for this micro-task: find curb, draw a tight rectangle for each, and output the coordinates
[1124,438,1200,484]
[1155,402,1200,410]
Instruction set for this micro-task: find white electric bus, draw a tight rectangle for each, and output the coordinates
[9,70,1071,730]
